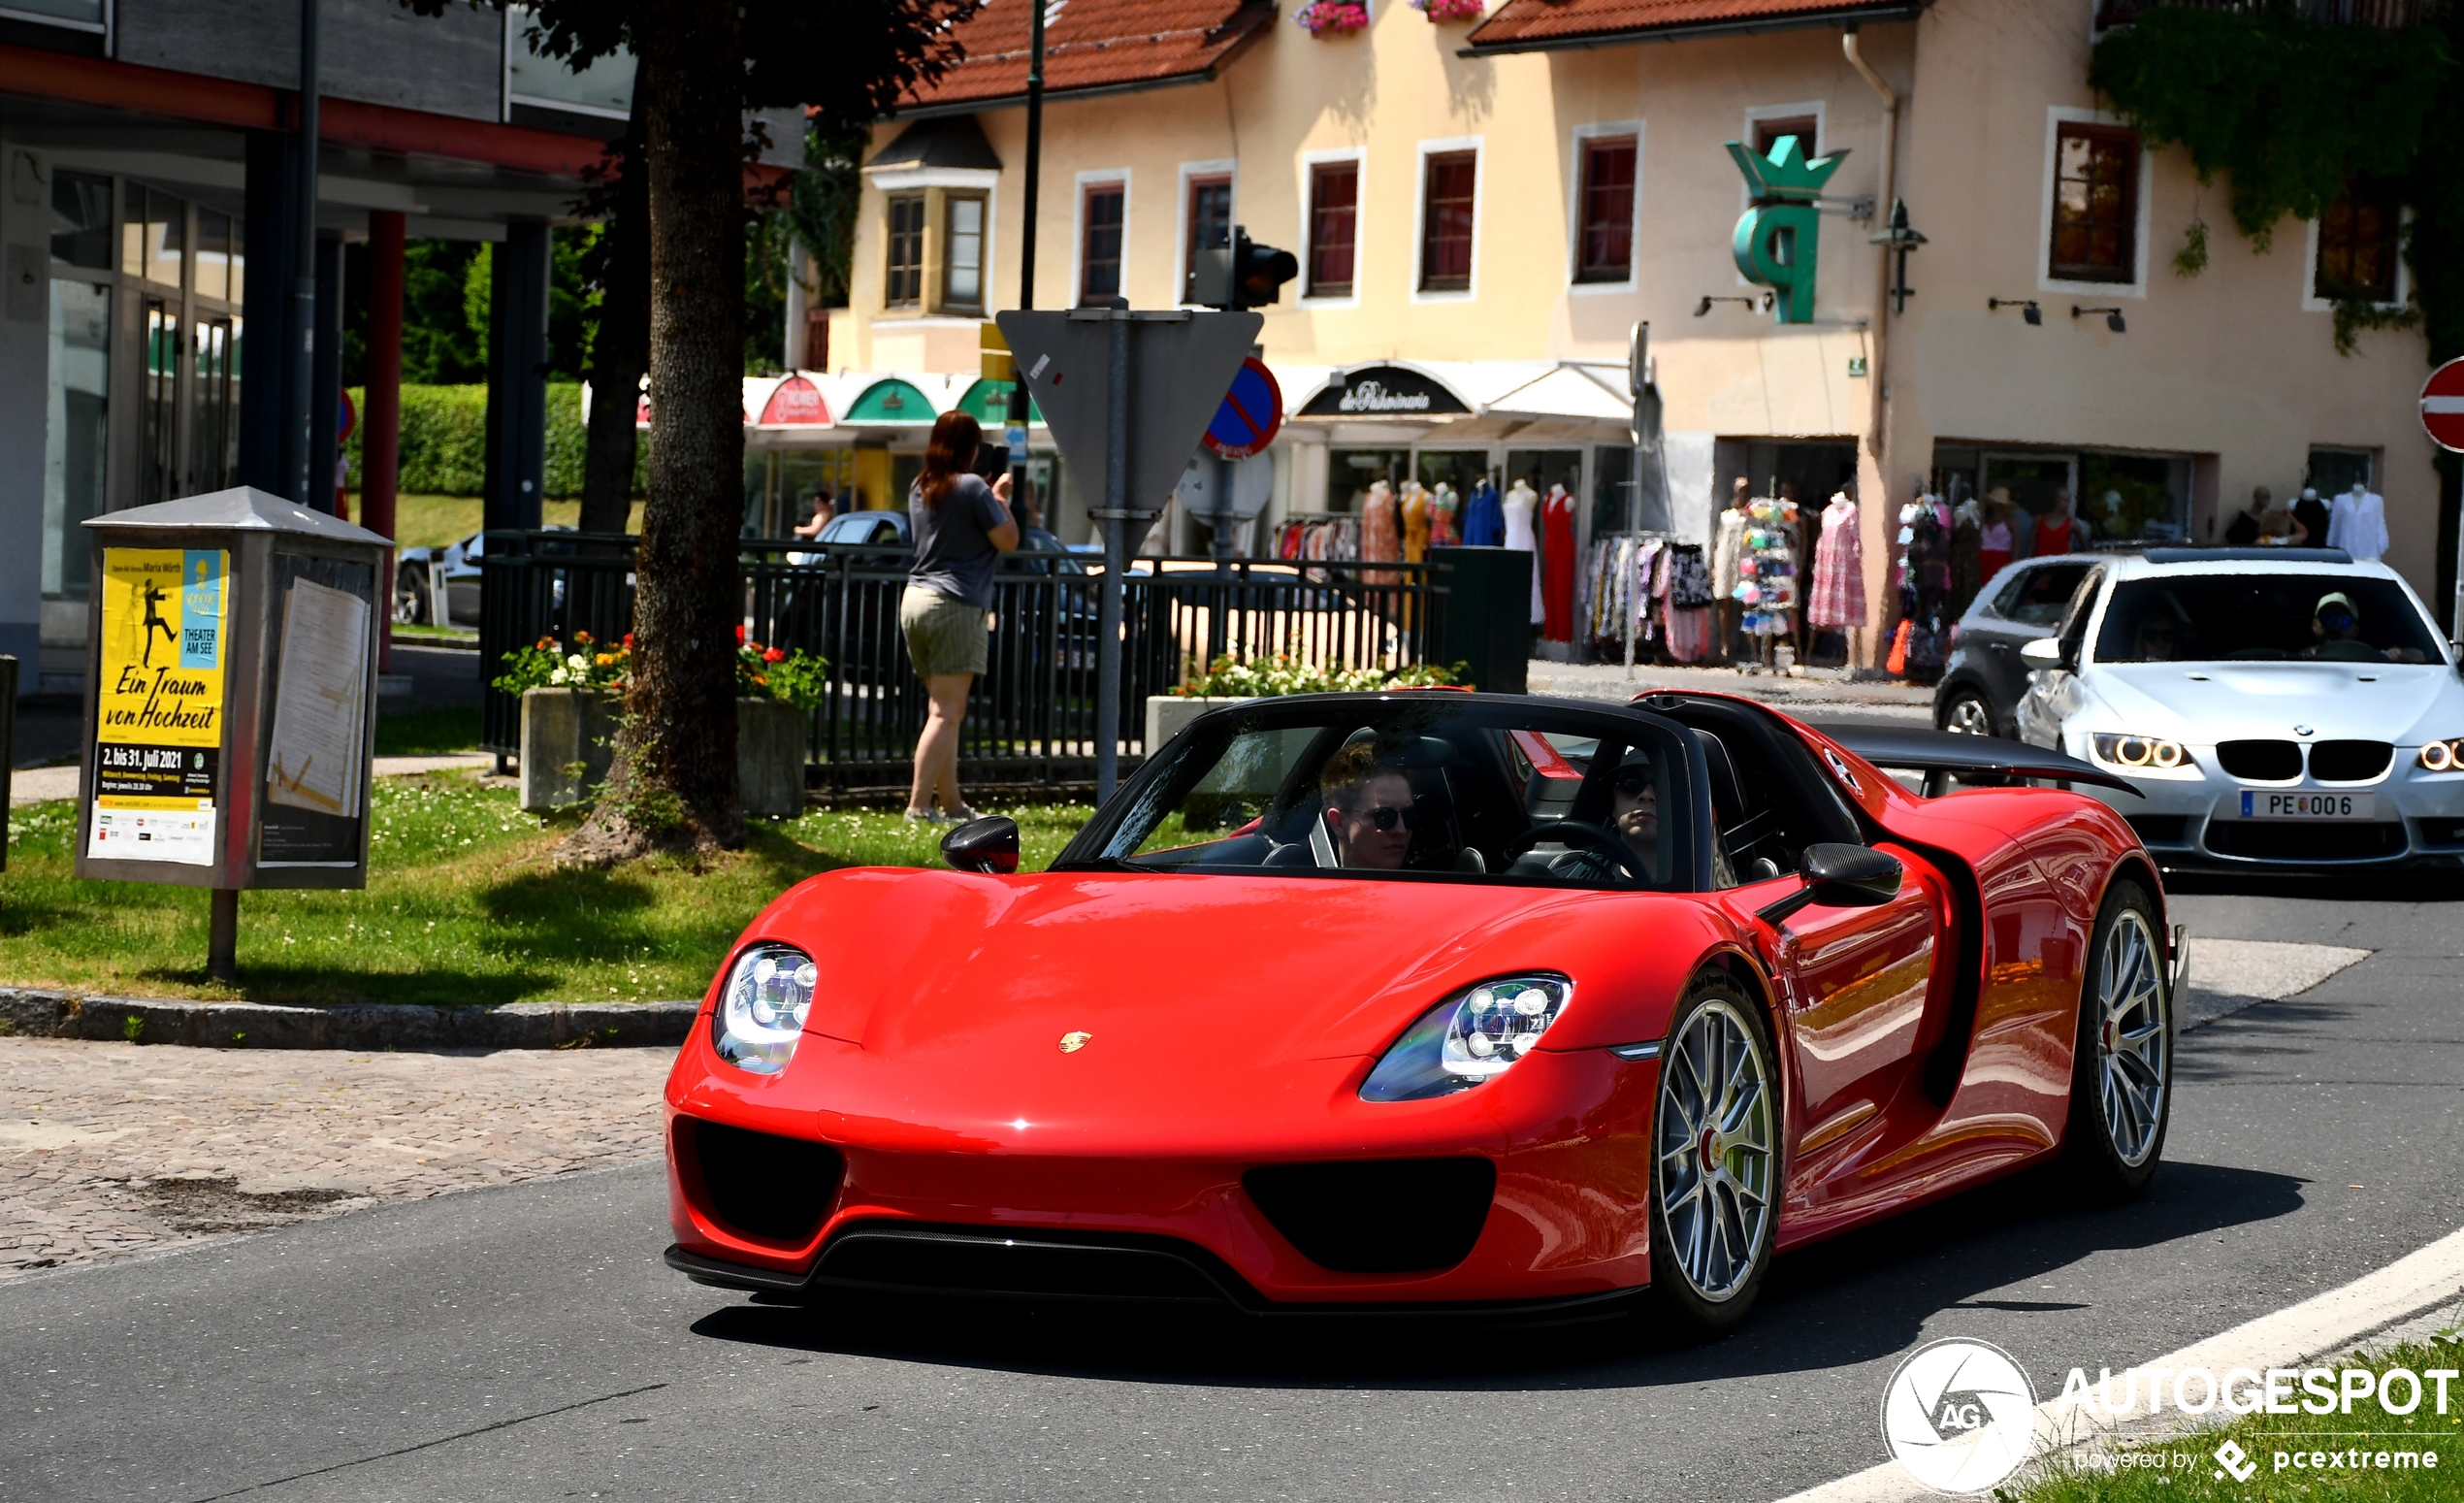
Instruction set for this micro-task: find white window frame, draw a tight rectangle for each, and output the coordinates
[865,166,1001,325]
[1568,120,1643,295]
[2301,205,2411,315]
[1410,135,1483,306]
[1736,102,1825,283]
[1175,157,1238,309]
[2037,105,2155,300]
[1071,167,1132,309]
[1298,147,1366,310]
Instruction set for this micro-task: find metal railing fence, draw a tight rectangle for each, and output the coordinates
[475,532,1450,796]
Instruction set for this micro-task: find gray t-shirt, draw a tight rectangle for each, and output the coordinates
[908,474,1008,610]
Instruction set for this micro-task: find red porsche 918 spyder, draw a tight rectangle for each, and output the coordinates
[664,691,2183,1338]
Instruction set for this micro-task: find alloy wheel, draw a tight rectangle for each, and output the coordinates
[2094,910,2168,1167]
[1655,999,1774,1301]
[1943,696,1994,736]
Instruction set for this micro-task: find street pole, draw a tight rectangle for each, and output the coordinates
[1007,0,1045,511]
[290,0,320,506]
[1096,303,1130,801]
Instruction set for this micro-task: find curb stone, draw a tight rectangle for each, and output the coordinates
[0,987,697,1050]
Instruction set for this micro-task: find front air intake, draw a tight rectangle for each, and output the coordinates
[2216,739,2303,781]
[682,1118,842,1245]
[2307,740,2392,782]
[1244,1159,1496,1273]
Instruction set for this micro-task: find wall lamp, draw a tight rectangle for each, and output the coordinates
[1988,296,2042,325]
[1696,293,1775,316]
[2073,304,2127,333]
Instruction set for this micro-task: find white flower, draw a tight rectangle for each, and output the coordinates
[566,654,589,671]
[549,667,570,685]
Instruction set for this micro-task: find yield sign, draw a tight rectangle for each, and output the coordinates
[2423,357,2464,454]
[995,309,1263,515]
[1204,357,1283,460]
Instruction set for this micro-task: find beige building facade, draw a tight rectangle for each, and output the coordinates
[823,0,2443,653]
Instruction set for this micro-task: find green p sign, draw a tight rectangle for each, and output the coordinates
[1727,136,1848,326]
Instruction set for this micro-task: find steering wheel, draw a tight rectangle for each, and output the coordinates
[1502,820,1653,885]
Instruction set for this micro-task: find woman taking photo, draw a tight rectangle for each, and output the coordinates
[902,411,1018,821]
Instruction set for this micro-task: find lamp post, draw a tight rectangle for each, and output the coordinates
[1007,0,1046,508]
[287,0,321,507]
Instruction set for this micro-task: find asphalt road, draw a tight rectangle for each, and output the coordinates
[5,879,2460,1503]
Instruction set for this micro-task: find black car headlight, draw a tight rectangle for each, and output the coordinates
[1360,974,1572,1102]
[711,944,816,1074]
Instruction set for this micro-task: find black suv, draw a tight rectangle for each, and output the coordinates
[1931,556,2096,736]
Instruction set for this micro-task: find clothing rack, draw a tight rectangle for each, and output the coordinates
[1582,529,1687,677]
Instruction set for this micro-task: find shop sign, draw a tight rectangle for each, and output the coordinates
[89,548,226,866]
[1299,365,1471,417]
[1727,136,1848,326]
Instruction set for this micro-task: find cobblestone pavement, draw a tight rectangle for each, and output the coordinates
[0,1037,672,1279]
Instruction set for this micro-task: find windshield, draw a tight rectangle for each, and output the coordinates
[1057,698,1695,889]
[2093,573,2444,665]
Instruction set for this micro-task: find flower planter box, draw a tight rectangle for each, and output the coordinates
[521,689,808,817]
[1145,695,1252,752]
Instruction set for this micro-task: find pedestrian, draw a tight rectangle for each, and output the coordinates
[2258,496,2307,545]
[2223,485,2269,547]
[901,410,1019,823]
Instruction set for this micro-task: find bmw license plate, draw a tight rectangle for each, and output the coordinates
[2238,790,2375,820]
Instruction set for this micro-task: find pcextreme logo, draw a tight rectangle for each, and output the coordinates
[1880,1338,2039,1494]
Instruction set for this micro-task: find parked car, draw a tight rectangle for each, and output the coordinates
[395,526,575,626]
[2013,546,2464,868]
[663,689,2176,1338]
[1931,554,2097,737]
[810,509,910,548]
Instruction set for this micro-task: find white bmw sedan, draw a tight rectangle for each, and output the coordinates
[2015,548,2464,868]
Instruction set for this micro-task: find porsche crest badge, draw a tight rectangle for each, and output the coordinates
[1058,1030,1093,1053]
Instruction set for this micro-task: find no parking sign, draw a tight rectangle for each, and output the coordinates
[1203,357,1282,461]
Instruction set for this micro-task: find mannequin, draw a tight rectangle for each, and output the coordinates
[1362,477,1401,583]
[1502,478,1541,625]
[1977,486,2015,581]
[1429,482,1461,547]
[1465,475,1505,547]
[2292,486,2332,552]
[2326,480,2388,562]
[1540,482,1577,642]
[1808,489,1866,632]
[1400,480,1432,563]
[2033,488,2078,555]
[1712,476,1751,663]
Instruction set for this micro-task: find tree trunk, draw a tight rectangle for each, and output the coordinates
[578,82,649,539]
[562,0,744,862]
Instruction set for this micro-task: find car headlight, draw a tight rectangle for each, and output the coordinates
[2091,733,2196,776]
[1360,974,1572,1102]
[711,943,816,1074]
[2418,738,2464,771]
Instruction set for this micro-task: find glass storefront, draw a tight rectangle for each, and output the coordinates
[43,280,109,601]
[1326,447,1410,512]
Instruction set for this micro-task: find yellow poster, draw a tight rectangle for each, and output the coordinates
[87,547,226,866]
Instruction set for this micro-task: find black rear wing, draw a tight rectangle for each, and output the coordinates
[1810,724,2143,799]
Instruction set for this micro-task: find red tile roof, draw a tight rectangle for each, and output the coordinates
[899,0,1278,113]
[1464,0,1920,54]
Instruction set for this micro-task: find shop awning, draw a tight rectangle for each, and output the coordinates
[956,376,1045,426]
[1283,360,1637,436]
[753,373,833,427]
[838,376,940,425]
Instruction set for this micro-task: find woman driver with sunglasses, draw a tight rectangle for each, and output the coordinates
[1319,742,1419,870]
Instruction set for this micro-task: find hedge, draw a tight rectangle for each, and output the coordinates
[344,382,642,500]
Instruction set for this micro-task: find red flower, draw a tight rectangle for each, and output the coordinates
[535,637,555,651]
[621,633,634,650]
[734,624,747,644]
[762,647,786,663]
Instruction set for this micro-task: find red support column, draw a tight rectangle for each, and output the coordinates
[365,209,405,673]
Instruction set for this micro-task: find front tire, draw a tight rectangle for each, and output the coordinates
[2061,881,2172,1200]
[1937,687,1996,737]
[394,564,430,625]
[1640,975,1779,1341]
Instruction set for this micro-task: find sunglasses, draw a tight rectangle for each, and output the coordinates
[1353,803,1420,833]
[1614,771,1657,797]
[2319,610,2355,629]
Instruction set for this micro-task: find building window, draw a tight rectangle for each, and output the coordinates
[43,279,109,601]
[1575,135,1637,283]
[884,194,924,309]
[2315,180,2400,303]
[1080,182,1125,305]
[1751,115,1817,157]
[940,191,986,312]
[1419,150,1476,293]
[2050,123,2138,283]
[50,170,112,271]
[1185,175,1232,283]
[1307,161,1358,298]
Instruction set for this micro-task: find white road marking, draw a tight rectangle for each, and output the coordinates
[2183,937,2371,1030]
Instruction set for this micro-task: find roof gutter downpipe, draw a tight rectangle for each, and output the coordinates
[1842,21,1898,669]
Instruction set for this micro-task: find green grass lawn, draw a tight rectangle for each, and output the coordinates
[374,706,487,757]
[0,777,1092,1006]
[358,493,645,549]
[2011,1336,2464,1503]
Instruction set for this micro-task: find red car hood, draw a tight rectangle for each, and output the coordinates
[759,867,1670,1073]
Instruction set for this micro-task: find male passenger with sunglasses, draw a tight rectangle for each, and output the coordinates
[1319,741,1419,869]
[1610,757,1662,881]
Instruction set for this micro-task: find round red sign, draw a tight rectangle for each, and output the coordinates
[2423,357,2464,455]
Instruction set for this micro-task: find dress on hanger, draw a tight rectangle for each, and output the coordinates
[1977,514,2013,584]
[1540,484,1577,641]
[1400,481,1432,563]
[1465,478,1506,547]
[1712,508,1748,601]
[1361,478,1401,584]
[1429,484,1460,547]
[1807,494,1867,629]
[2033,510,2076,556]
[1501,480,1541,625]
[2326,488,2388,562]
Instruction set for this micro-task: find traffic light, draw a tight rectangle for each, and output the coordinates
[1188,225,1298,310]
